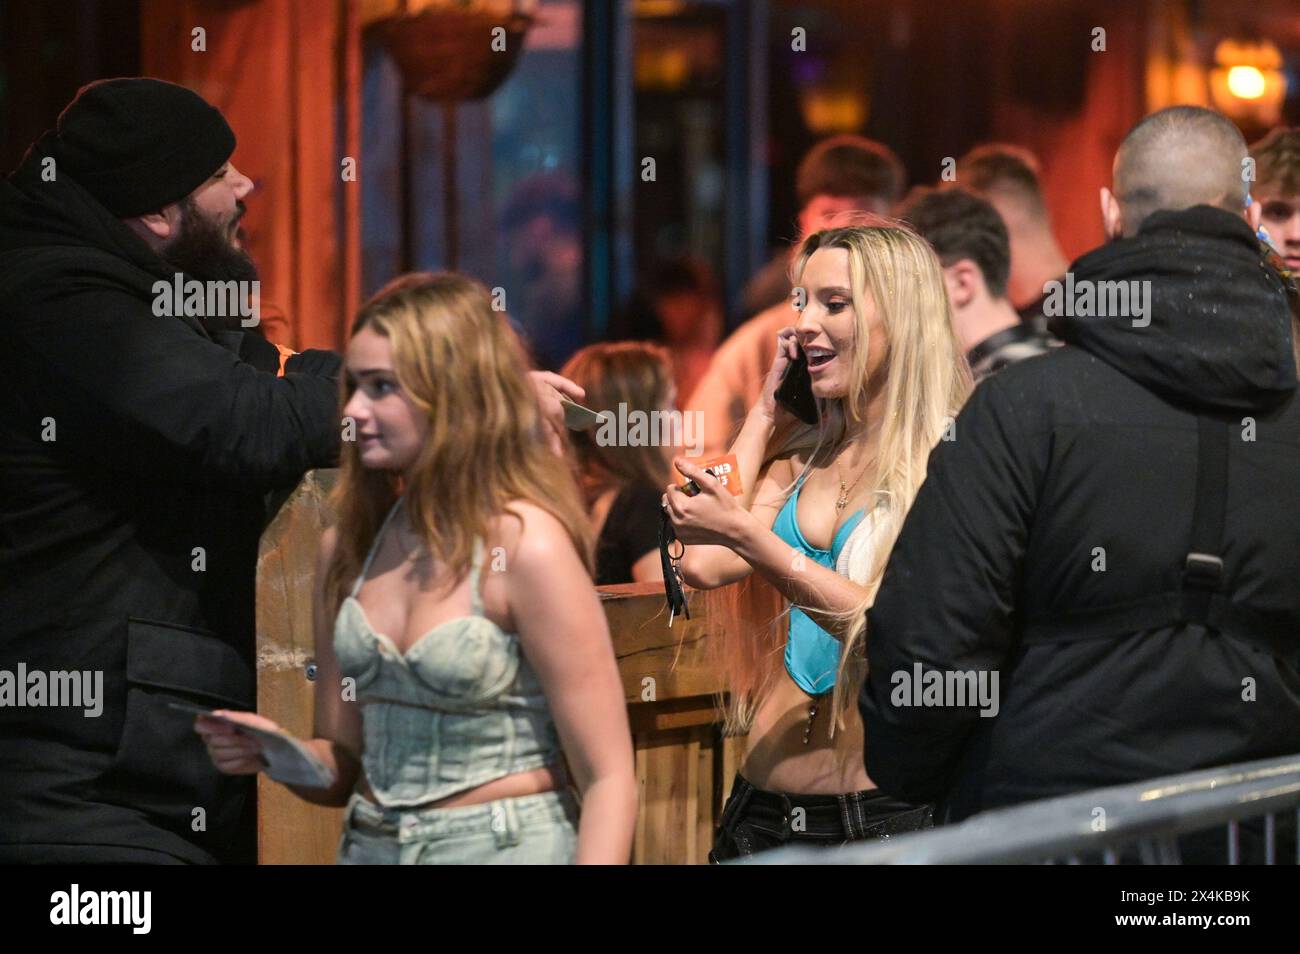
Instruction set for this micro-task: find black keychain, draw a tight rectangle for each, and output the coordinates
[658,506,690,626]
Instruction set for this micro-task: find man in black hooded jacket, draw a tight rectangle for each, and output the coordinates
[859,107,1300,846]
[0,79,341,863]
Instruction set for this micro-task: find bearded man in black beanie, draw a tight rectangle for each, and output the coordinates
[860,106,1300,863]
[0,78,341,864]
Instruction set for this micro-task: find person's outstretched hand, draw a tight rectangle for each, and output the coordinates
[194,710,284,776]
[530,370,586,456]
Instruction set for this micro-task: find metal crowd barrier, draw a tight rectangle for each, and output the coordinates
[745,753,1300,864]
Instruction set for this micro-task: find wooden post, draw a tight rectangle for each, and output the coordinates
[254,470,345,863]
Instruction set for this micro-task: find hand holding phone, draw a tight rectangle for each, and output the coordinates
[774,344,820,426]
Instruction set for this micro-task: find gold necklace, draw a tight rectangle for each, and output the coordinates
[832,423,881,511]
[834,451,871,512]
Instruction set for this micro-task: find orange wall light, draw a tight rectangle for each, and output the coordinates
[1210,39,1286,126]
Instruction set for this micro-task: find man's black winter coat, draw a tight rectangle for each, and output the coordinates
[0,142,340,863]
[860,206,1300,822]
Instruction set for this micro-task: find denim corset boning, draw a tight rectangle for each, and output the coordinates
[333,500,562,807]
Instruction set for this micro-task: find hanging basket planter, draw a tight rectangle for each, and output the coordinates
[371,8,534,102]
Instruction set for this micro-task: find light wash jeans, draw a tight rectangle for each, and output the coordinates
[336,789,579,865]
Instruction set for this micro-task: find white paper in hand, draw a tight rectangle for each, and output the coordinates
[560,397,605,431]
[170,702,335,788]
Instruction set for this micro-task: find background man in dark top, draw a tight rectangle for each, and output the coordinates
[949,144,1069,329]
[740,135,907,317]
[0,79,341,863]
[898,187,1056,381]
[860,107,1300,855]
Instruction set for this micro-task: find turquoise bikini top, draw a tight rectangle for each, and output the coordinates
[771,476,865,696]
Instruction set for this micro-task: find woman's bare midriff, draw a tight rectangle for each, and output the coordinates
[740,667,874,795]
[358,762,567,811]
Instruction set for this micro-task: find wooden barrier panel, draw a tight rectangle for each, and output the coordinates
[603,581,746,864]
[255,470,344,864]
[255,471,744,864]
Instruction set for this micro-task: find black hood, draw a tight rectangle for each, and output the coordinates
[0,136,252,352]
[1050,205,1296,412]
[0,132,173,285]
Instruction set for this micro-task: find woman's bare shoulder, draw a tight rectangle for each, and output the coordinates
[492,500,578,565]
[763,452,800,483]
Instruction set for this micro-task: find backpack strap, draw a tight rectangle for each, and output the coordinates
[1022,415,1246,647]
[1181,416,1230,625]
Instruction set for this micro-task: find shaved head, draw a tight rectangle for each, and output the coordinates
[1112,106,1249,236]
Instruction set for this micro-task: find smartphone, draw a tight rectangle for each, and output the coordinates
[774,346,819,426]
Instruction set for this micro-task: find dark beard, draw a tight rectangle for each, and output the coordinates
[160,197,259,286]
[160,198,260,336]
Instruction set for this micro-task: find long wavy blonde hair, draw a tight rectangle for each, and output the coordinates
[323,272,593,619]
[709,223,972,739]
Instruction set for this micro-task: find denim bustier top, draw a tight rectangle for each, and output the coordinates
[333,499,562,808]
[771,478,865,696]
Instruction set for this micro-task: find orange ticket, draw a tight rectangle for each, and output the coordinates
[677,453,743,497]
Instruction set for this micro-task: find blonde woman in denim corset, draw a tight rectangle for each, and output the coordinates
[196,273,637,864]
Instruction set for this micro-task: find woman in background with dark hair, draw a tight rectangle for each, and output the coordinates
[561,342,677,586]
[608,257,723,402]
